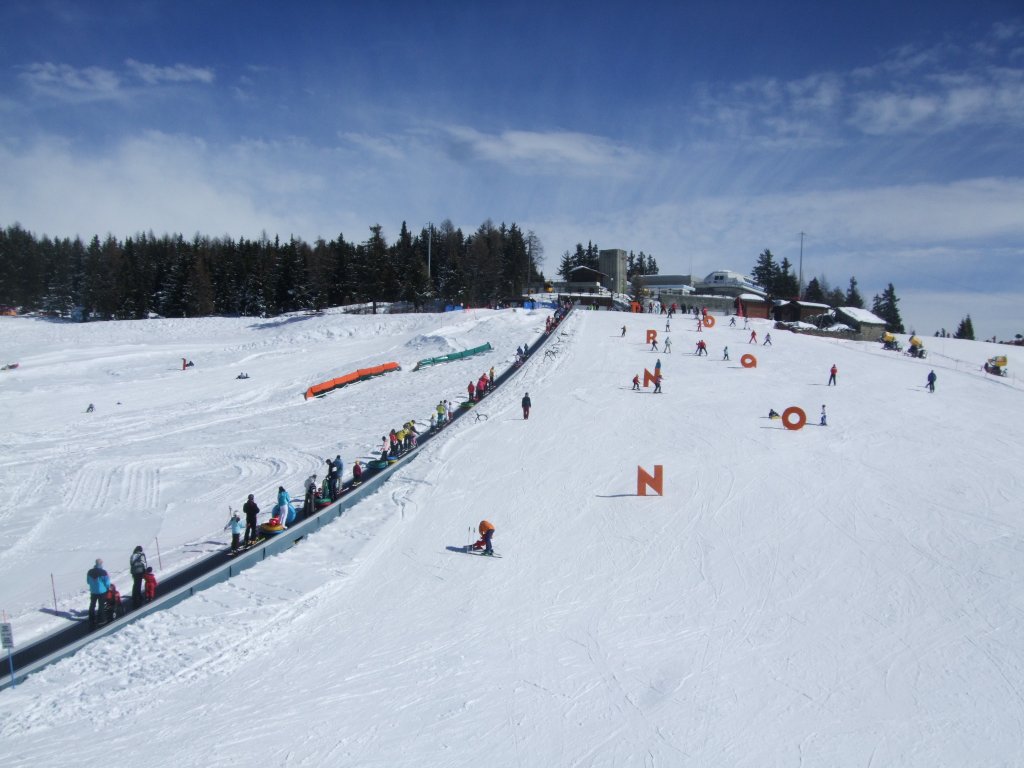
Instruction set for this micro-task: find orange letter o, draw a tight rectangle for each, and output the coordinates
[703,315,716,328]
[740,354,757,368]
[782,406,806,430]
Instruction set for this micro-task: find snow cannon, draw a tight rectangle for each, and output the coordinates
[984,356,1008,377]
[880,332,902,351]
[907,336,926,358]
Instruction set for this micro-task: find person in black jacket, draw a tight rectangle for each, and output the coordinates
[242,494,260,545]
[129,546,147,609]
[522,392,532,420]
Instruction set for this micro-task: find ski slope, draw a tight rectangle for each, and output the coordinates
[0,308,1021,767]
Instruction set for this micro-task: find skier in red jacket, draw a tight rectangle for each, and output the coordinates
[143,567,158,602]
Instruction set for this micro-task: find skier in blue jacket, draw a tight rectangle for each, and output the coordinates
[87,558,111,627]
[275,486,296,528]
[224,513,244,551]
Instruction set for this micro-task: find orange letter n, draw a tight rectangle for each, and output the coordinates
[637,465,664,496]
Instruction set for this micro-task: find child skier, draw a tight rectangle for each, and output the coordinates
[144,567,158,602]
[105,583,124,622]
[631,374,640,391]
[473,520,496,555]
[225,512,244,551]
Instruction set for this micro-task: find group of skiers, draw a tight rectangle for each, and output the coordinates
[82,332,556,625]
[86,546,158,627]
[381,422,421,461]
[468,368,496,403]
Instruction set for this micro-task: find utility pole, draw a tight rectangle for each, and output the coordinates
[798,231,805,299]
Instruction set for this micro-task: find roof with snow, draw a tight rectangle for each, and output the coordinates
[787,300,831,309]
[837,306,886,324]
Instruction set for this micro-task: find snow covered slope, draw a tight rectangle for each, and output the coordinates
[0,309,1021,767]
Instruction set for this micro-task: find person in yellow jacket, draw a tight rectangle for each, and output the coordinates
[475,520,496,555]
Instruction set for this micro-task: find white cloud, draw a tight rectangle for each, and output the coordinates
[18,60,214,103]
[0,133,307,241]
[339,132,405,161]
[693,23,1024,143]
[19,62,122,102]
[442,125,644,177]
[125,59,215,85]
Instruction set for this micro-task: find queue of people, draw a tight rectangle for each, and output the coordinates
[82,317,564,629]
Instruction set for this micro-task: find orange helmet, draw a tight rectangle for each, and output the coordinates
[479,520,495,534]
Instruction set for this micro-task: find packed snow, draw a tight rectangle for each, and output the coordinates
[0,307,1022,767]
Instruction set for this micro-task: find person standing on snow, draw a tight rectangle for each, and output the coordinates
[276,485,295,528]
[129,545,148,609]
[303,473,318,517]
[820,405,827,426]
[664,337,672,353]
[143,567,158,603]
[926,370,937,393]
[242,493,260,545]
[522,392,532,420]
[828,364,838,386]
[632,374,641,391]
[87,558,111,627]
[224,513,244,551]
[650,338,659,352]
[475,520,496,555]
[333,455,344,497]
[749,330,757,344]
[763,333,772,346]
[723,346,730,361]
[621,325,626,337]
[653,372,663,393]
[467,381,476,403]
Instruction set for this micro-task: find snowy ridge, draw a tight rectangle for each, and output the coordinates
[0,309,1021,767]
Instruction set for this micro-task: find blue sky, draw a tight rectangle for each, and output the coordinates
[2,1,1022,338]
